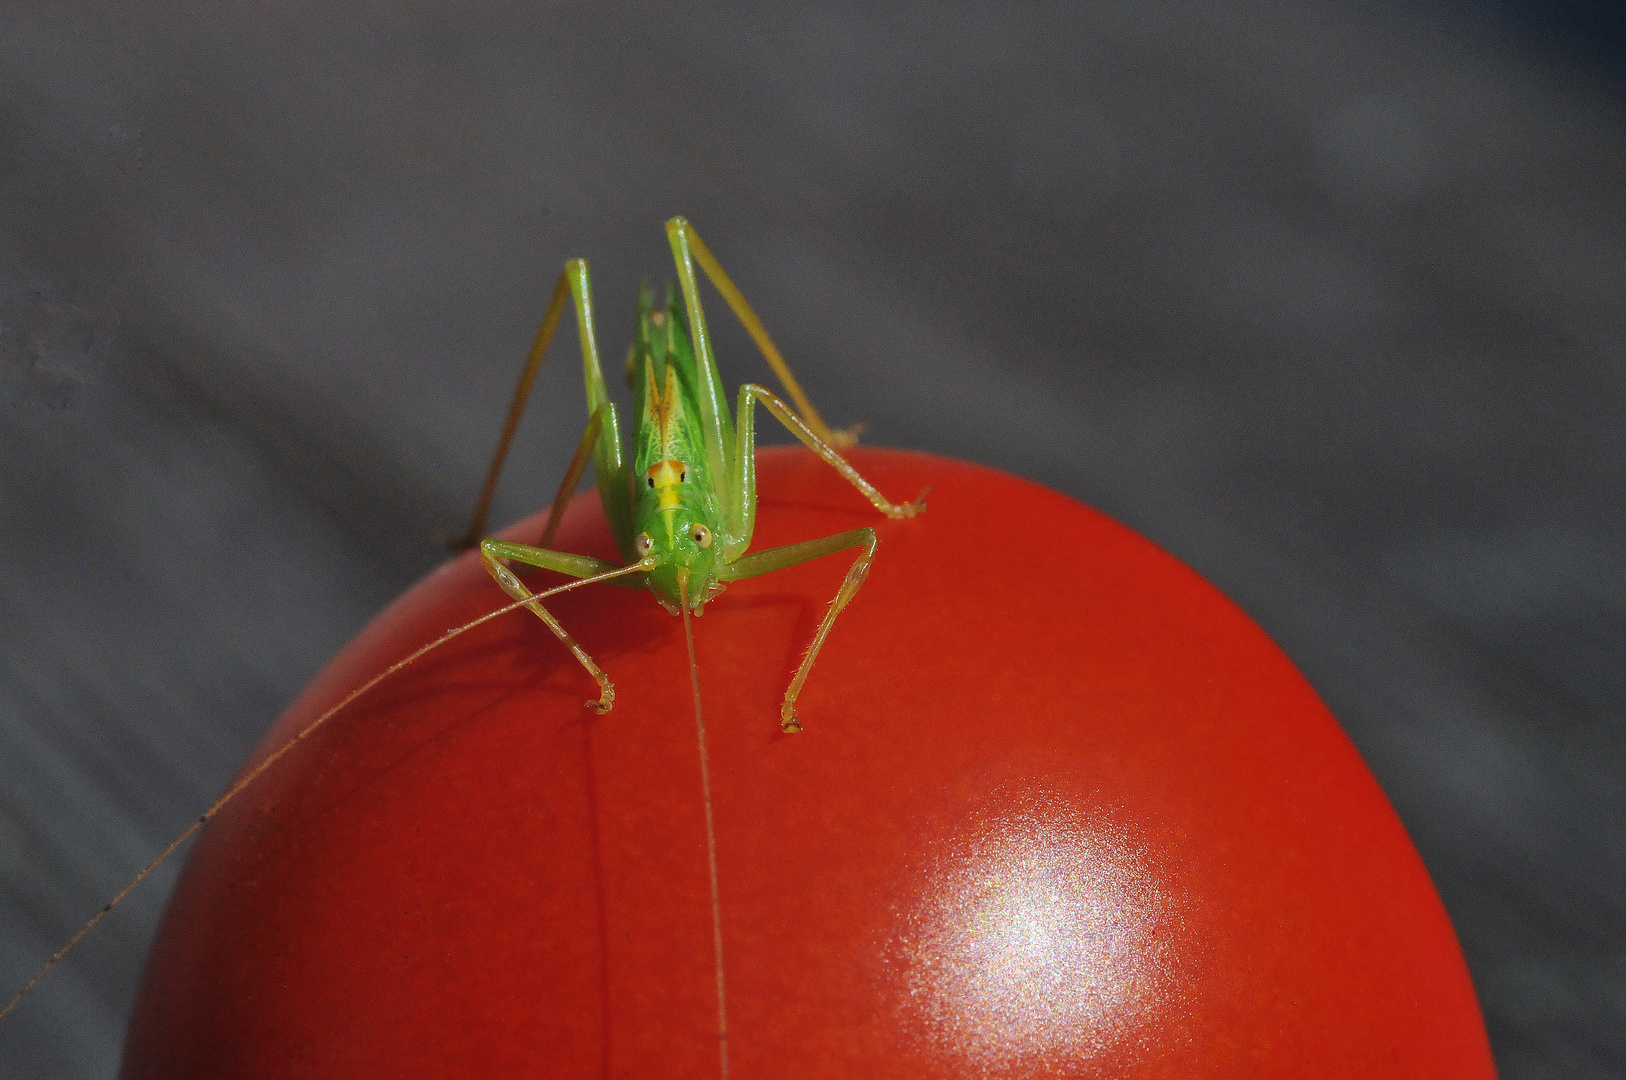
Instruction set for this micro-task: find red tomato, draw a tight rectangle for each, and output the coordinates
[123,447,1494,1079]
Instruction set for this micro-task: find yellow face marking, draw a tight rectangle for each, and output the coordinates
[646,459,687,512]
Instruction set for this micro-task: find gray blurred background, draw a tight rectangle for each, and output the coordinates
[1,3,1622,1076]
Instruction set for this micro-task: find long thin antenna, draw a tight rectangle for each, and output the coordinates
[1,558,651,1023]
[680,572,730,1080]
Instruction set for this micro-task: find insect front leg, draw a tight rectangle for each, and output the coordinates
[719,527,878,733]
[480,540,640,714]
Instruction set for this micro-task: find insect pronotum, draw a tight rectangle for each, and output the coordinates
[3,218,927,1078]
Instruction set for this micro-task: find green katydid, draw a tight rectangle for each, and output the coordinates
[450,215,926,733]
[1,218,925,1032]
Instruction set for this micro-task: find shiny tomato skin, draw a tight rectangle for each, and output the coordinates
[122,447,1494,1079]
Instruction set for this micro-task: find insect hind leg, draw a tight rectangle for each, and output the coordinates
[666,216,861,449]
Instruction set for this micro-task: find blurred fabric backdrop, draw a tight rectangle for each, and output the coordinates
[2,3,1622,1076]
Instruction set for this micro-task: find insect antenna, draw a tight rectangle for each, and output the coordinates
[679,571,730,1080]
[1,557,651,1022]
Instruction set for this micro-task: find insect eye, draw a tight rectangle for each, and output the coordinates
[679,468,687,482]
[647,476,655,488]
[634,533,654,556]
[690,524,712,549]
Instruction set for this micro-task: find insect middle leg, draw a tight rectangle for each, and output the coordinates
[480,540,640,714]
[720,381,925,557]
[719,527,879,733]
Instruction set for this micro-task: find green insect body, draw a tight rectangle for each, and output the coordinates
[456,217,925,732]
[2,218,920,1037]
[626,285,728,610]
